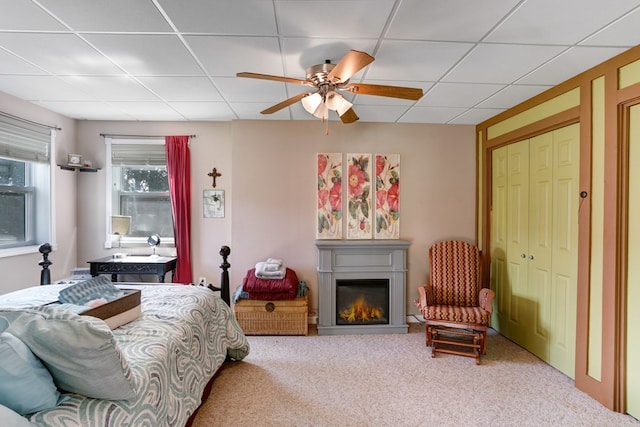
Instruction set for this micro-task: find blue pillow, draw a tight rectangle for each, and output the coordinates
[1,306,136,402]
[0,316,66,416]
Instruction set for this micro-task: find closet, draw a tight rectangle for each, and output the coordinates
[490,123,579,378]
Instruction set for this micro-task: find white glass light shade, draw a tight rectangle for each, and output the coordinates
[313,102,329,119]
[326,91,353,117]
[301,93,322,114]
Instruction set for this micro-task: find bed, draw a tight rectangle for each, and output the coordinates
[0,247,249,427]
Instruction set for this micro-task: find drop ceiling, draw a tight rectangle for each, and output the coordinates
[0,0,639,124]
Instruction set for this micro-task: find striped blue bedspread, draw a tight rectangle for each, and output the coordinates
[0,284,249,427]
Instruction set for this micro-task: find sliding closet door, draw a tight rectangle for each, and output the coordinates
[626,104,640,419]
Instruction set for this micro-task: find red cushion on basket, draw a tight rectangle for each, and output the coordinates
[242,268,298,299]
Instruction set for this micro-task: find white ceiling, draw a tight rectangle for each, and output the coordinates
[1,0,639,125]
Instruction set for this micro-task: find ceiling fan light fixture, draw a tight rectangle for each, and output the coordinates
[335,96,353,117]
[301,93,322,114]
[313,102,329,120]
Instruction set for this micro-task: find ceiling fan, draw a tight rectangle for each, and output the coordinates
[236,50,424,124]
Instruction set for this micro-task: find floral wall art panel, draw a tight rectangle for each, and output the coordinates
[374,154,400,239]
[317,153,342,239]
[346,153,372,239]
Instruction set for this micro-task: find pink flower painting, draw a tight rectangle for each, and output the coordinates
[374,154,400,239]
[316,153,342,239]
[347,153,372,239]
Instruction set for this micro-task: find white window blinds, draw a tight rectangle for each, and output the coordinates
[111,142,166,166]
[0,114,51,163]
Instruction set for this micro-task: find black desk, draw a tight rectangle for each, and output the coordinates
[88,256,177,283]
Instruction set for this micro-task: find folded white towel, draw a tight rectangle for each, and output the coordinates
[255,262,286,279]
[263,258,283,271]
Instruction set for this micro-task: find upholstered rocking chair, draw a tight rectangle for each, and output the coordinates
[416,240,495,359]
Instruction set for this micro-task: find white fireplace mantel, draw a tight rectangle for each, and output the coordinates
[315,240,411,335]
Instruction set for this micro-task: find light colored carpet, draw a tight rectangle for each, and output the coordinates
[193,324,639,427]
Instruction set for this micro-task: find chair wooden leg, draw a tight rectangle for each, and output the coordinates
[481,330,487,355]
[426,326,432,347]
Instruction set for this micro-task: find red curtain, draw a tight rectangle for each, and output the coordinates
[165,135,192,284]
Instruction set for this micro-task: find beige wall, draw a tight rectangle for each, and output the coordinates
[1,94,477,317]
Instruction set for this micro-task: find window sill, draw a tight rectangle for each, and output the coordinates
[0,243,57,259]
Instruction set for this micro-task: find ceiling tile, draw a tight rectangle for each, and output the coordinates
[157,0,278,34]
[581,6,640,46]
[388,0,521,41]
[214,76,287,103]
[0,0,66,31]
[369,40,473,81]
[106,102,185,121]
[517,46,628,85]
[419,82,505,108]
[486,0,640,44]
[36,0,171,32]
[448,108,505,125]
[0,50,47,74]
[186,36,283,77]
[275,0,395,38]
[0,33,123,75]
[59,76,160,102]
[168,102,236,121]
[136,77,223,102]
[34,101,134,121]
[443,43,566,84]
[0,76,95,101]
[476,85,551,109]
[399,106,468,124]
[353,105,411,123]
[85,34,203,76]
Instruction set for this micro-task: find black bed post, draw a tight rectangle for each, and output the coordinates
[39,243,52,285]
[219,246,230,305]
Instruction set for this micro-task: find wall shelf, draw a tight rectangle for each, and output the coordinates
[58,164,100,172]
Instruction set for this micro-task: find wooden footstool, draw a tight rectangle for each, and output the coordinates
[430,326,483,365]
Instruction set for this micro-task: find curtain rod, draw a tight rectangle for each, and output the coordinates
[100,133,196,139]
[0,110,62,131]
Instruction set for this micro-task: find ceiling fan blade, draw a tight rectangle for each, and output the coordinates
[237,72,310,86]
[260,92,310,115]
[328,50,374,83]
[339,108,359,124]
[343,83,423,100]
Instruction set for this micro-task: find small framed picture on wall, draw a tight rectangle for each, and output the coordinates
[204,189,224,218]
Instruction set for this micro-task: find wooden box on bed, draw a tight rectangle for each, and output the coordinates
[81,289,141,329]
[233,294,308,336]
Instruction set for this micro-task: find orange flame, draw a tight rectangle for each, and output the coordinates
[340,296,384,322]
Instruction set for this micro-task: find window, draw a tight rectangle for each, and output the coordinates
[105,138,174,249]
[0,115,52,254]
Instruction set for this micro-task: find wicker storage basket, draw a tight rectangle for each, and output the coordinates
[233,294,308,336]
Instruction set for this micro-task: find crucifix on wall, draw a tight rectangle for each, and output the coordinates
[208,167,222,188]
